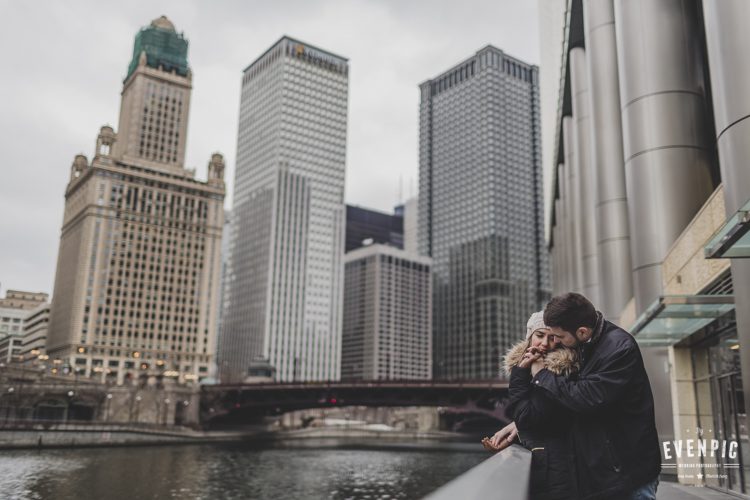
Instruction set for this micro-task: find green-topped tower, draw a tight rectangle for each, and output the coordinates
[125,15,188,81]
[113,15,192,172]
[46,16,225,386]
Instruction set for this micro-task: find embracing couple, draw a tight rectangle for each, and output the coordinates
[482,293,661,500]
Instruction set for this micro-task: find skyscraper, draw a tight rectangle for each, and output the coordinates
[418,46,549,380]
[342,244,432,381]
[46,16,225,385]
[220,37,349,383]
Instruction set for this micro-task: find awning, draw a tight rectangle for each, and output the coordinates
[630,295,735,346]
[704,197,750,259]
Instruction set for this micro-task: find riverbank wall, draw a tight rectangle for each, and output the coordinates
[0,422,223,449]
[0,422,473,450]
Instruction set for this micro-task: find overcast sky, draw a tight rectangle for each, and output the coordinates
[0,0,540,296]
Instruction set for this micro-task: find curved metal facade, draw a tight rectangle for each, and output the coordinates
[614,0,716,314]
[583,0,632,323]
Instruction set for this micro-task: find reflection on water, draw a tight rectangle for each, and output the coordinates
[0,440,487,499]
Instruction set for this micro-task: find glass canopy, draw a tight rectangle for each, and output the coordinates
[630,295,735,347]
[704,197,750,259]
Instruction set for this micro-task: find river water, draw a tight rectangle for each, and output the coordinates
[0,440,487,500]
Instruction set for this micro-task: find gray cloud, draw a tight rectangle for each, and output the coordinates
[0,0,539,296]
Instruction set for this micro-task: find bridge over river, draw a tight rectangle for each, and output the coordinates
[200,380,509,427]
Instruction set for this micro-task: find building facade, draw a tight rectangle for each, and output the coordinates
[345,204,403,253]
[0,290,49,312]
[219,37,348,383]
[20,302,50,361]
[341,244,432,381]
[46,16,225,385]
[0,308,28,364]
[0,290,48,364]
[401,197,418,255]
[418,46,550,380]
[545,0,750,493]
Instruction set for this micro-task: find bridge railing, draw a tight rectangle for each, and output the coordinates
[424,445,530,500]
[203,379,510,391]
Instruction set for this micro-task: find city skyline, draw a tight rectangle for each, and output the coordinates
[0,0,540,295]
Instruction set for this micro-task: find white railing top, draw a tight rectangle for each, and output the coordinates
[424,445,531,500]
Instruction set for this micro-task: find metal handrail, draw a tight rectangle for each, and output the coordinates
[424,445,530,500]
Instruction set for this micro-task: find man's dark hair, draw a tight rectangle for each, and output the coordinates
[544,292,597,334]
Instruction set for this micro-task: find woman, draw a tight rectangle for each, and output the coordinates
[484,312,579,500]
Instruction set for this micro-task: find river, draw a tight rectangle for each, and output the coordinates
[0,440,488,499]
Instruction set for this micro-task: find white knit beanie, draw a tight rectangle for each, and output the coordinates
[526,311,549,339]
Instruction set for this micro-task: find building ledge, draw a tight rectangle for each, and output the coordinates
[704,196,750,259]
[631,295,735,346]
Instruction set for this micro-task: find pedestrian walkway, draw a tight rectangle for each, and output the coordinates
[425,447,744,500]
[658,481,742,499]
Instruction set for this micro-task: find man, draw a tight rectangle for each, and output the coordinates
[490,293,661,500]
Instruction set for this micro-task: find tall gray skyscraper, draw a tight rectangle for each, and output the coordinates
[418,45,549,380]
[220,37,349,383]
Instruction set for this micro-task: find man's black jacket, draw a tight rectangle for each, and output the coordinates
[532,320,661,499]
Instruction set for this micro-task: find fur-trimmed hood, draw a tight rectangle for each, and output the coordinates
[503,339,580,377]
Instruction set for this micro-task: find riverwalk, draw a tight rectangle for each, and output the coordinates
[658,482,741,499]
[426,445,744,500]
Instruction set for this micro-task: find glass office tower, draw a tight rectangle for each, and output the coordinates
[418,45,550,380]
[220,37,349,383]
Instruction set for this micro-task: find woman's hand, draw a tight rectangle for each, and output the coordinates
[518,346,544,368]
[481,436,501,453]
[487,421,518,450]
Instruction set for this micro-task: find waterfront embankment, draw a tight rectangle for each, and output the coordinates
[0,421,473,450]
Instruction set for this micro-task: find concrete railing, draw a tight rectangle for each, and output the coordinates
[424,445,531,500]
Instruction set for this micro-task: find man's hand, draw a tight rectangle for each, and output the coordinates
[531,356,545,377]
[488,421,517,450]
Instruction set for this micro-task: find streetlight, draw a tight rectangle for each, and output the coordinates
[131,394,142,423]
[65,390,75,422]
[160,398,171,426]
[2,387,16,423]
[105,393,112,422]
